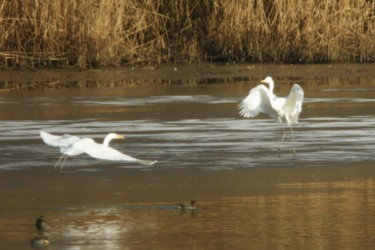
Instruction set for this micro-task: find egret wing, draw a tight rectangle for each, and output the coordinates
[40,131,80,148]
[81,142,157,166]
[284,84,304,123]
[239,84,276,118]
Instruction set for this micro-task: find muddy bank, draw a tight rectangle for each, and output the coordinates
[1,63,375,91]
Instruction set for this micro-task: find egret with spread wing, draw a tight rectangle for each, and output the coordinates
[40,131,157,169]
[239,76,304,155]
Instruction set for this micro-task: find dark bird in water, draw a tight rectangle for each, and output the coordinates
[177,199,197,210]
[30,236,49,247]
[35,216,47,233]
[31,216,50,247]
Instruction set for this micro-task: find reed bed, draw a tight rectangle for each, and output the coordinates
[0,0,374,68]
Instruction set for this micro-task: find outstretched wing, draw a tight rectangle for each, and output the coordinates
[284,84,304,123]
[80,140,157,166]
[239,84,277,119]
[40,131,80,148]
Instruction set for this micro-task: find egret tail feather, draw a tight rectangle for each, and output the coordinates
[137,160,158,166]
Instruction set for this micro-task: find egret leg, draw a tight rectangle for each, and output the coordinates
[288,124,296,156]
[281,126,287,143]
[278,125,287,157]
[59,154,68,169]
[53,154,64,168]
[54,154,67,169]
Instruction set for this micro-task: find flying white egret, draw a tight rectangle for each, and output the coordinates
[239,76,304,155]
[40,131,157,169]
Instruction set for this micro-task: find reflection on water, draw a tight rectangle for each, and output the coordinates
[0,65,375,249]
[1,176,374,249]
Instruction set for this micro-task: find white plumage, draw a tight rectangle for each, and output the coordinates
[239,76,304,155]
[40,131,157,169]
[239,84,277,119]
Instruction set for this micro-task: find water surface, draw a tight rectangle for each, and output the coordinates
[0,64,374,249]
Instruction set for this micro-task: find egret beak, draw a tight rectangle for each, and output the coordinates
[116,135,125,139]
[260,78,266,83]
[44,240,50,245]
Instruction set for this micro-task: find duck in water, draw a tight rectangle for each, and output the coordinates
[177,199,197,210]
[30,236,49,247]
[35,216,48,233]
[31,216,50,247]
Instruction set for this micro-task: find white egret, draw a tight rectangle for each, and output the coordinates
[40,131,157,169]
[239,76,304,155]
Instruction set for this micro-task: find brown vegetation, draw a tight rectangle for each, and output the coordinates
[0,0,374,68]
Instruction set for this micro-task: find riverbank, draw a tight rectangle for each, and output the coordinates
[1,63,375,91]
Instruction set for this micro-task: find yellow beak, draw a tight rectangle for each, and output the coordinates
[116,135,125,139]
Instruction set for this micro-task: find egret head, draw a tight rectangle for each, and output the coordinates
[103,133,125,146]
[260,76,274,85]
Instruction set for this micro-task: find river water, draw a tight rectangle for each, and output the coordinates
[0,64,375,249]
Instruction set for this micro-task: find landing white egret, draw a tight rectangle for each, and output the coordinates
[40,131,157,169]
[239,76,304,155]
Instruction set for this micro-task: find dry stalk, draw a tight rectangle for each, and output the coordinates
[0,0,374,68]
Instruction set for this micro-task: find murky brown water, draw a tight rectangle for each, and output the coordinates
[0,64,375,249]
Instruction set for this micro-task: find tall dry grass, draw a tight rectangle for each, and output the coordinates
[0,0,374,68]
[213,0,375,62]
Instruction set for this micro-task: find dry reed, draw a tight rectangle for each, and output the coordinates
[0,0,374,68]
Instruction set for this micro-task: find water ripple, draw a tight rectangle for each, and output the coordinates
[0,115,374,170]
